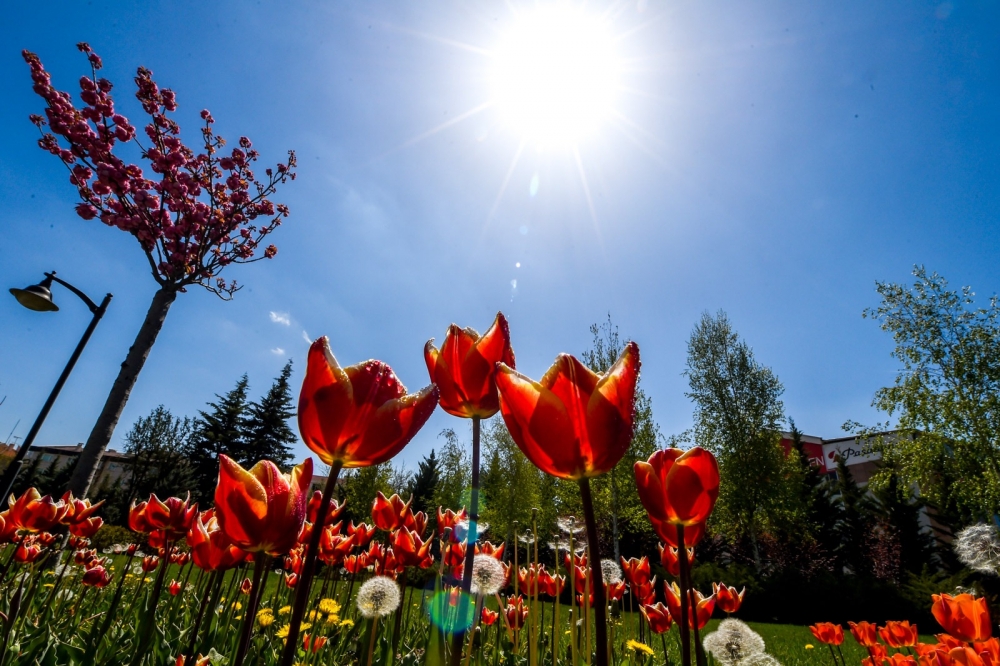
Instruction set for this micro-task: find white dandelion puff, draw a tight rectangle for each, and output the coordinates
[954,524,1000,575]
[703,618,768,666]
[601,559,623,585]
[557,516,585,535]
[454,520,489,542]
[356,576,401,618]
[518,530,536,545]
[470,554,506,596]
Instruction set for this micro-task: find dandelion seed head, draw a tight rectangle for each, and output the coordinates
[954,524,1000,575]
[454,520,489,542]
[357,576,401,618]
[518,530,536,545]
[601,559,623,585]
[703,618,767,666]
[470,554,506,596]
[556,516,584,535]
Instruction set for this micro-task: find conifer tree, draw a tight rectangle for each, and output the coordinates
[789,419,843,559]
[243,361,296,470]
[186,375,251,504]
[408,449,441,518]
[833,455,876,576]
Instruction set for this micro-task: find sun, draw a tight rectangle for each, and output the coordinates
[490,4,622,148]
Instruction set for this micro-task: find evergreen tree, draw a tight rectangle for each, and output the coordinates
[243,361,297,470]
[408,450,441,518]
[871,472,936,575]
[789,419,842,557]
[833,455,876,576]
[186,375,251,505]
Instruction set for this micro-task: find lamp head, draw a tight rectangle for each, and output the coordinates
[9,276,59,312]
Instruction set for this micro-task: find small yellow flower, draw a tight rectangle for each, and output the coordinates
[143,577,151,583]
[276,622,310,639]
[43,583,54,589]
[318,598,340,615]
[307,609,320,622]
[257,609,275,628]
[232,601,243,611]
[278,605,291,616]
[325,613,340,625]
[626,640,654,656]
[339,618,354,628]
[805,644,815,650]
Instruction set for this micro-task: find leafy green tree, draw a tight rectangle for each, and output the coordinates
[684,310,799,569]
[582,315,661,560]
[339,462,395,525]
[408,450,441,518]
[186,375,250,505]
[861,266,1000,522]
[480,417,544,549]
[121,405,194,505]
[243,361,297,470]
[433,428,470,512]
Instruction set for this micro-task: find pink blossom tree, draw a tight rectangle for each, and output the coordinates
[23,43,297,497]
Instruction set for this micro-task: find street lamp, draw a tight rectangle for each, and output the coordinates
[1,272,113,500]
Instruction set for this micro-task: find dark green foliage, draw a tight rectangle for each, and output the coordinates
[407,449,440,518]
[243,361,297,471]
[185,375,251,505]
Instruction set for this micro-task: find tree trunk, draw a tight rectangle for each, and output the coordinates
[66,287,177,498]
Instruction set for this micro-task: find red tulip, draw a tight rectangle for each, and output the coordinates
[306,491,345,527]
[635,579,658,606]
[298,337,439,468]
[347,521,376,548]
[849,621,881,647]
[635,447,719,528]
[810,622,845,646]
[505,596,529,630]
[881,620,919,648]
[476,541,505,560]
[214,455,311,556]
[655,521,706,549]
[883,653,917,666]
[187,509,245,572]
[143,494,197,539]
[0,512,18,544]
[302,634,327,653]
[620,556,651,589]
[390,526,432,568]
[14,541,42,563]
[437,507,467,536]
[495,343,640,479]
[543,572,566,598]
[168,579,182,596]
[141,555,159,572]
[319,528,355,567]
[82,563,111,588]
[424,312,516,419]
[664,582,715,629]
[658,543,695,578]
[713,583,745,614]
[606,580,626,602]
[481,607,499,626]
[932,594,992,642]
[7,488,68,533]
[641,602,674,634]
[371,492,412,531]
[285,572,298,588]
[343,553,369,574]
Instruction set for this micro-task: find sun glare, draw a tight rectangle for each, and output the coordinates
[490,5,621,147]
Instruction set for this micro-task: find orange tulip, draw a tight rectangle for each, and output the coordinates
[849,621,881,647]
[658,542,694,577]
[635,447,719,528]
[348,521,376,548]
[495,343,640,479]
[214,455,312,556]
[306,491,345,527]
[655,520,706,549]
[713,583,745,614]
[343,553,368,574]
[885,654,918,666]
[424,312,516,419]
[949,647,987,666]
[437,507,467,536]
[187,509,245,572]
[933,594,992,642]
[298,337,439,468]
[7,488,68,533]
[882,621,919,648]
[810,623,845,646]
[937,634,967,651]
[975,638,1000,665]
[918,649,953,666]
[14,541,42,563]
[318,528,355,567]
[302,634,327,653]
[505,596,529,630]
[620,556,651,589]
[518,563,545,595]
[641,602,674,634]
[371,492,413,531]
[664,582,715,630]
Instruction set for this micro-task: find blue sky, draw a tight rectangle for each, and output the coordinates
[1,1,997,472]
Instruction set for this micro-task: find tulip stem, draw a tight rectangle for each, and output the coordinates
[185,570,219,664]
[579,477,609,666]
[279,460,343,666]
[233,553,268,666]
[676,526,691,666]
[450,415,482,666]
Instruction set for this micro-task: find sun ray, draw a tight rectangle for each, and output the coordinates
[608,115,666,166]
[381,23,494,57]
[573,147,604,248]
[373,101,494,163]
[484,138,527,230]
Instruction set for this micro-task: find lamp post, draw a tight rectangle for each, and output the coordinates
[1,272,112,501]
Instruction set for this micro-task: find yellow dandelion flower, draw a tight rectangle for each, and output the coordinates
[325,613,340,625]
[257,610,275,628]
[143,577,151,583]
[234,615,242,620]
[232,601,243,611]
[276,624,290,639]
[626,640,654,656]
[278,605,291,615]
[318,598,340,614]
[805,644,815,649]
[43,583,54,589]
[339,618,354,628]
[307,609,320,622]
